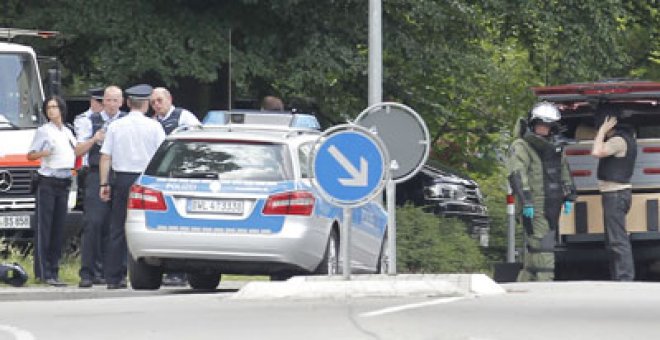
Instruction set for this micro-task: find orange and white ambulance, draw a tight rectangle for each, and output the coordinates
[0,28,80,245]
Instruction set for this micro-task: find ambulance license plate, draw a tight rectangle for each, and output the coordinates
[0,215,31,229]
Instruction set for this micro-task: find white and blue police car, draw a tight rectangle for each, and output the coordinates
[125,111,389,289]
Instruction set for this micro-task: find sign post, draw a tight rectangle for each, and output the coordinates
[356,102,430,275]
[311,124,389,280]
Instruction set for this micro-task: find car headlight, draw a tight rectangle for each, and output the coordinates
[425,183,443,198]
[454,185,467,201]
[474,187,484,202]
[425,183,467,201]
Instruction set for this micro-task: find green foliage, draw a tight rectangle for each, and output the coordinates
[470,166,516,265]
[396,204,487,273]
[482,0,633,83]
[0,244,80,287]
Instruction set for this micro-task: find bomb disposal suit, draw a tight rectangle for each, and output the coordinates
[506,102,576,281]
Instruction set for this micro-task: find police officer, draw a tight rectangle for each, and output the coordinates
[99,84,165,289]
[27,96,80,286]
[506,102,576,281]
[591,105,637,281]
[151,87,200,134]
[150,86,198,286]
[260,95,284,111]
[74,86,126,288]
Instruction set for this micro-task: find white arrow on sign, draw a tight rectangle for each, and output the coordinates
[328,145,368,187]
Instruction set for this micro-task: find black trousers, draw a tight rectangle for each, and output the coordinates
[79,169,111,281]
[104,172,139,285]
[33,176,70,281]
[602,189,635,281]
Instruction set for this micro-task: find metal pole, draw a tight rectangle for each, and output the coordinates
[342,207,352,280]
[386,179,397,274]
[368,0,382,106]
[506,186,516,263]
[228,28,232,110]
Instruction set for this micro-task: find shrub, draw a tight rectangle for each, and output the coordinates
[396,204,487,273]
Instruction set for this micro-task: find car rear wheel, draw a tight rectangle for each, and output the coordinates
[128,254,163,290]
[315,228,339,275]
[189,272,221,290]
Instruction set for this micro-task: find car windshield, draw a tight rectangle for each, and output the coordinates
[146,139,293,181]
[0,52,43,129]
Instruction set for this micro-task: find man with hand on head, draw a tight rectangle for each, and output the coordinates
[591,105,637,281]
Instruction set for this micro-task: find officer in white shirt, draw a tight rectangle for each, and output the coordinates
[99,84,165,289]
[150,87,200,134]
[27,96,81,287]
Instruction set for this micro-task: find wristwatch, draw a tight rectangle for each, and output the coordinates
[100,183,109,187]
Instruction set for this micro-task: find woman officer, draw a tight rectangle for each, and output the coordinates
[27,96,80,286]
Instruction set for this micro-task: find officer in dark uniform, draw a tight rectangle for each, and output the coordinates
[150,86,199,286]
[73,87,106,287]
[99,84,165,289]
[151,87,200,135]
[74,87,125,288]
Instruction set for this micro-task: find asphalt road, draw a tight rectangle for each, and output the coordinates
[0,281,659,340]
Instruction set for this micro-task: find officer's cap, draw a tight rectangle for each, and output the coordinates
[88,87,104,101]
[125,84,153,101]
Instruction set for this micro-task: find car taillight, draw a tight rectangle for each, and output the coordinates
[128,184,167,211]
[565,149,591,156]
[571,170,592,177]
[262,191,315,216]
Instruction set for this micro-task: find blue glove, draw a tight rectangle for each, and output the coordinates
[563,201,573,215]
[523,205,534,219]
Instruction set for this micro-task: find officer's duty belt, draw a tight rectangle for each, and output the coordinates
[38,175,72,187]
[115,171,141,176]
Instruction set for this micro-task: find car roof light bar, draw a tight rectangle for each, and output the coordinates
[0,28,59,41]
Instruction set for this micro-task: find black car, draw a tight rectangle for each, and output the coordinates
[396,163,490,247]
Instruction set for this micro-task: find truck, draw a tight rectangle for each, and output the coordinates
[0,28,81,250]
[532,80,660,280]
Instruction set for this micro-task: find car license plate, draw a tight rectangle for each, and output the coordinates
[0,215,31,229]
[187,199,244,214]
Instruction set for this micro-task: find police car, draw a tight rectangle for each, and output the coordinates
[125,111,389,290]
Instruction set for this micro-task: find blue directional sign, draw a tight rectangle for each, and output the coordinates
[312,125,388,207]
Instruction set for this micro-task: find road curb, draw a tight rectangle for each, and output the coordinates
[232,273,505,300]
